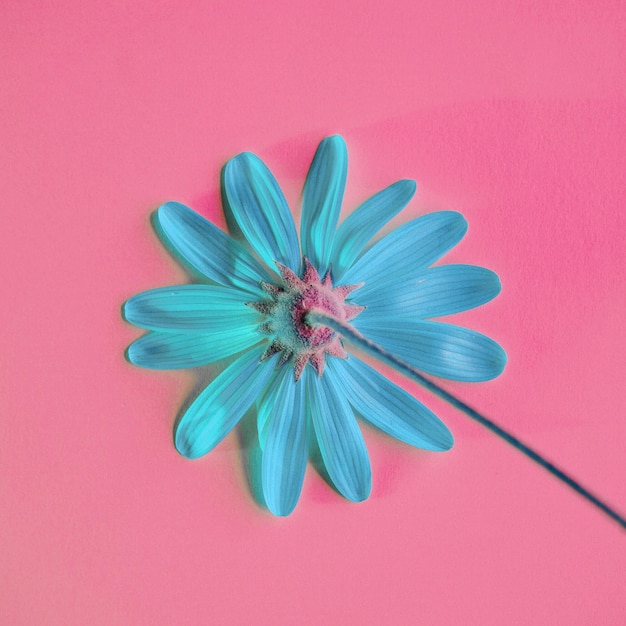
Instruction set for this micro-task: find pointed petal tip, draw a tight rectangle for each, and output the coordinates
[123,342,134,364]
[224,151,262,179]
[323,134,346,146]
[434,209,468,231]
[484,341,507,379]
[121,300,131,323]
[454,211,469,232]
[174,428,203,460]
[467,342,507,382]
[154,201,198,244]
[231,150,255,163]
[156,200,173,213]
[156,200,185,220]
[347,477,372,503]
[314,135,348,165]
[125,340,144,367]
[154,203,171,230]
[266,500,298,517]
[436,427,455,452]
[495,344,508,374]
[397,178,417,195]
[494,272,503,296]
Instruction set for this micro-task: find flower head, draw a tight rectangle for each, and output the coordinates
[253,258,363,380]
[124,135,506,516]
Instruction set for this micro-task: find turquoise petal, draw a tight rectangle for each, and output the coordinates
[156,202,270,297]
[353,318,507,382]
[341,211,468,292]
[127,329,260,369]
[301,136,348,275]
[356,264,501,321]
[330,179,416,281]
[123,285,260,332]
[262,367,308,516]
[175,346,273,459]
[224,152,301,271]
[256,366,284,450]
[306,368,371,502]
[327,356,454,451]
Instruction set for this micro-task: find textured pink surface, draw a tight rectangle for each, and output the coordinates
[1,2,625,624]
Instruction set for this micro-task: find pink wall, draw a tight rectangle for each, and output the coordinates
[1,1,624,624]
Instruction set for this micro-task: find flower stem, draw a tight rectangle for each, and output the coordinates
[308,310,626,530]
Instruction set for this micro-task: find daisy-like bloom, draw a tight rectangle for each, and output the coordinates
[124,136,506,516]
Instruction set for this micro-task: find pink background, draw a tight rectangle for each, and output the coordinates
[1,1,625,624]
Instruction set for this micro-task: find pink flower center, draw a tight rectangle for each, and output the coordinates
[249,258,365,380]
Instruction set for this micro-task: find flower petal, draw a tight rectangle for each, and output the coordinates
[327,356,453,451]
[123,285,260,332]
[175,346,273,459]
[306,368,371,502]
[356,264,501,321]
[126,329,260,369]
[341,211,468,292]
[330,179,416,281]
[256,366,284,449]
[223,152,301,271]
[353,318,506,382]
[301,136,348,275]
[156,201,270,297]
[261,367,308,516]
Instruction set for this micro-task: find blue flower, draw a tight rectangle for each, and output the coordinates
[124,135,506,516]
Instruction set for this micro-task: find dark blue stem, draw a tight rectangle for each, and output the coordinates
[308,310,626,530]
